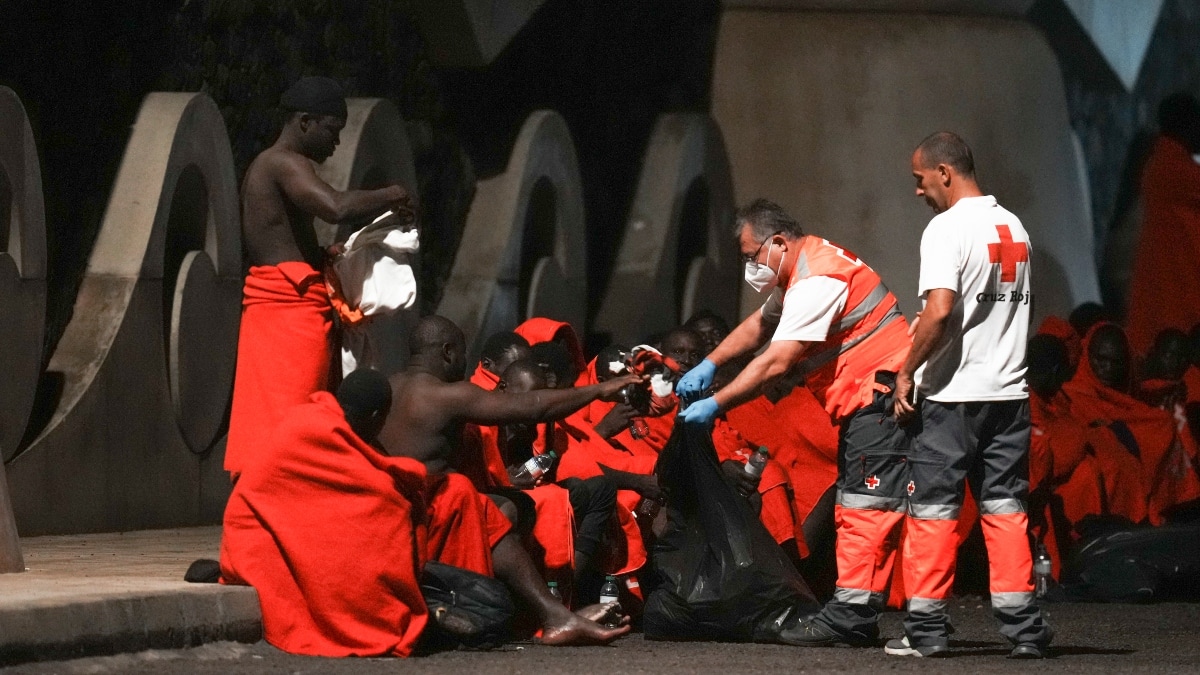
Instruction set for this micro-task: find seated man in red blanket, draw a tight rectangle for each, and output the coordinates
[1064,323,1200,525]
[379,315,638,643]
[226,76,413,480]
[499,360,621,590]
[220,369,431,657]
[471,331,533,390]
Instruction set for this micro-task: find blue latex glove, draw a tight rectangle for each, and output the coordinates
[678,397,720,427]
[676,358,717,404]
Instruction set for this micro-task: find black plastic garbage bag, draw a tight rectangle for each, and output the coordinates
[1063,522,1200,603]
[643,423,821,642]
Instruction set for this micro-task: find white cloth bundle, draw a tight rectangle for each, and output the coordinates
[332,211,420,375]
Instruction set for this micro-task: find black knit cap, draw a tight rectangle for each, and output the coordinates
[280,76,348,119]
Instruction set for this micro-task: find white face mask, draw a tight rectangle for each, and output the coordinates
[744,241,784,293]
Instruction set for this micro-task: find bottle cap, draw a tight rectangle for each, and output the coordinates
[606,575,618,581]
[547,581,558,587]
[547,450,558,459]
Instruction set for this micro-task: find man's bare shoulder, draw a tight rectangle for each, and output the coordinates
[245,145,314,184]
[392,372,488,415]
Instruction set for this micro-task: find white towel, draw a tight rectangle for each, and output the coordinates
[332,211,420,375]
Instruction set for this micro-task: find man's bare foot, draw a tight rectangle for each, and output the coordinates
[576,602,630,627]
[538,606,631,645]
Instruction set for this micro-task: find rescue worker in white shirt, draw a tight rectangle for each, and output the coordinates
[676,198,912,647]
[889,131,1052,659]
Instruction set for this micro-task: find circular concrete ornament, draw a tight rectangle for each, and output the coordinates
[595,113,738,345]
[0,86,47,463]
[438,110,586,355]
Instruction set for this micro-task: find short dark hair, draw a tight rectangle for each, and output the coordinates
[336,368,392,437]
[411,315,464,356]
[733,198,804,240]
[915,131,975,178]
[499,358,547,391]
[684,309,731,335]
[481,331,531,363]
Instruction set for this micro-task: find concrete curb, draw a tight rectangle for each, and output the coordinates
[0,584,262,666]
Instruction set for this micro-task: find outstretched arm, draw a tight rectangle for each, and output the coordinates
[711,340,807,412]
[451,375,643,427]
[707,308,776,367]
[276,153,409,223]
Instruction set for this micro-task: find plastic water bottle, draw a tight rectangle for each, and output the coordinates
[599,576,620,605]
[1034,544,1053,598]
[635,496,663,520]
[510,451,558,483]
[547,580,562,603]
[745,446,770,478]
[629,417,650,439]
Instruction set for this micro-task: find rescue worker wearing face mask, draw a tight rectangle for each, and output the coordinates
[677,198,913,647]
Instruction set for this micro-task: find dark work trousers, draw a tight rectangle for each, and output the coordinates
[902,399,1052,649]
[559,476,618,561]
[813,372,912,642]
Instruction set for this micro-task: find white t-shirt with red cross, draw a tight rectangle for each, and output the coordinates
[914,195,1031,402]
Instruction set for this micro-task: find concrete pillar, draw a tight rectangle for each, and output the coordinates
[712,9,1101,323]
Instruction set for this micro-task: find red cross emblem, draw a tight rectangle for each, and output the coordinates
[987,225,1029,283]
[907,480,915,496]
[865,474,880,490]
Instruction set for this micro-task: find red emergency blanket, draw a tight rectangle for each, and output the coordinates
[219,392,428,657]
[1125,136,1200,354]
[725,388,839,535]
[1063,323,1200,525]
[226,262,333,479]
[711,415,805,556]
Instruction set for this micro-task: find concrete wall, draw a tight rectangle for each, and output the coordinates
[712,10,1101,322]
[7,93,241,535]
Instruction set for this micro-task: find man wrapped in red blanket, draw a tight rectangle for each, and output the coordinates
[226,75,413,480]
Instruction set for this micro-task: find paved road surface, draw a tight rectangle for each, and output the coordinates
[5,598,1199,674]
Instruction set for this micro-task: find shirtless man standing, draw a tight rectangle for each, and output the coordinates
[379,315,640,644]
[226,76,413,479]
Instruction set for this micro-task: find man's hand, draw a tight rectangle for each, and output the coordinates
[893,372,916,421]
[597,374,645,403]
[594,403,637,439]
[393,188,419,228]
[629,474,663,502]
[675,359,717,404]
[678,397,720,427]
[908,311,921,337]
[720,460,760,497]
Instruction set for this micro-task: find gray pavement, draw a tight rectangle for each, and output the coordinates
[0,527,259,666]
[6,601,1200,674]
[2,527,1200,673]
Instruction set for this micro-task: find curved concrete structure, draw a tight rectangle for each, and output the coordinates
[713,10,1101,324]
[0,86,44,571]
[9,93,242,535]
[594,113,739,345]
[438,110,586,357]
[0,87,47,464]
[315,98,419,375]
